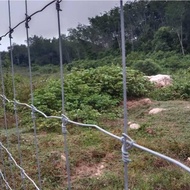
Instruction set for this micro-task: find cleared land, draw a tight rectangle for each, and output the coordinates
[0,99,190,189]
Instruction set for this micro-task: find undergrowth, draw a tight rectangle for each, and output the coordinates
[1,100,190,189]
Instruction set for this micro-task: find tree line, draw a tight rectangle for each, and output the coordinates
[2,1,190,66]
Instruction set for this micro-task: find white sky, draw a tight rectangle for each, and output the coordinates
[0,0,128,51]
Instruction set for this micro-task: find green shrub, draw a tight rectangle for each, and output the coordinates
[66,55,121,70]
[148,51,190,73]
[152,26,178,52]
[171,70,190,99]
[161,54,183,72]
[150,70,190,100]
[32,64,59,74]
[33,65,152,125]
[132,59,161,75]
[150,86,175,101]
[126,51,146,66]
[66,52,146,71]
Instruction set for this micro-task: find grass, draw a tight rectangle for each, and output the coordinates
[1,99,190,189]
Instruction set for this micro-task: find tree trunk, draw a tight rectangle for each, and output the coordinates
[177,31,185,55]
[130,27,134,51]
[116,34,121,51]
[177,22,185,55]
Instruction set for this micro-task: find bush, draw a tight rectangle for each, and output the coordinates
[171,70,190,99]
[132,59,161,75]
[33,65,152,125]
[152,26,178,52]
[148,51,190,73]
[66,55,121,70]
[150,69,190,100]
[66,52,147,70]
[126,51,146,66]
[150,87,175,101]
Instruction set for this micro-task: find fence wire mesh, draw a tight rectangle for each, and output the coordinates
[0,0,190,190]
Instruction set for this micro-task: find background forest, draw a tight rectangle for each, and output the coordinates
[2,1,190,67]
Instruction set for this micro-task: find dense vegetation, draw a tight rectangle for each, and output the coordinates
[2,0,190,124]
[33,65,152,123]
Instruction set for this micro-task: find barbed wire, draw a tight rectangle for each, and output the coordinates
[1,94,190,174]
[0,0,57,40]
[0,142,41,190]
[0,170,12,190]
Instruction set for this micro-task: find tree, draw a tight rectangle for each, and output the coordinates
[12,44,28,66]
[165,1,185,55]
[152,26,178,52]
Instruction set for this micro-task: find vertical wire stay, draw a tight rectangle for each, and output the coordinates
[0,54,2,190]
[25,0,42,188]
[120,0,129,190]
[0,122,6,189]
[7,0,26,189]
[0,53,7,181]
[0,146,4,189]
[56,0,71,189]
[0,178,2,189]
[0,49,16,190]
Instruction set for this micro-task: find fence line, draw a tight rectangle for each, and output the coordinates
[0,0,190,189]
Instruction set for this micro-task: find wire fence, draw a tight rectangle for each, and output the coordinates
[0,0,190,190]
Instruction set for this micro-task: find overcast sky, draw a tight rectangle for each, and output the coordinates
[0,0,127,51]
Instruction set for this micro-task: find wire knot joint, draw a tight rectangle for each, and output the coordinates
[21,170,26,179]
[56,0,62,11]
[13,100,17,111]
[31,105,36,120]
[121,133,134,150]
[9,28,14,39]
[2,98,5,106]
[61,114,68,134]
[25,14,31,29]
[121,133,134,164]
